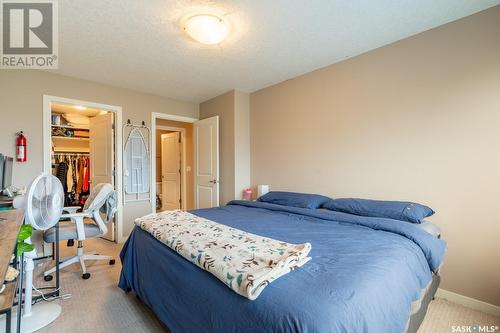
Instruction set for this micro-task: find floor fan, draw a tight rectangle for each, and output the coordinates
[1,173,64,333]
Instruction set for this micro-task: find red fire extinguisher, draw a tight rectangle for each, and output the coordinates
[16,131,27,162]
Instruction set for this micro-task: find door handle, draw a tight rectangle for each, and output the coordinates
[209,179,218,184]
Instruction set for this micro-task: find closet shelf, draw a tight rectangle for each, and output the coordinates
[52,136,89,141]
[51,124,89,131]
[53,147,90,153]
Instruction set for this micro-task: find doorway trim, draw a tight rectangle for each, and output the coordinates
[151,112,197,213]
[42,95,124,243]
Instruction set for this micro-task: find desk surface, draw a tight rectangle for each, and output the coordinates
[0,209,23,313]
[0,210,23,282]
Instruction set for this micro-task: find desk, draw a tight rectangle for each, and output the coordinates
[0,210,23,333]
[0,209,61,333]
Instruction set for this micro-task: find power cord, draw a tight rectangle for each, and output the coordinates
[31,285,72,304]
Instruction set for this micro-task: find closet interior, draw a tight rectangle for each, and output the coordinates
[50,103,115,232]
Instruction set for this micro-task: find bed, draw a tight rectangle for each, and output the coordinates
[119,200,446,333]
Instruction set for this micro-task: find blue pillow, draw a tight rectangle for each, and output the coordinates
[257,191,330,209]
[322,198,434,224]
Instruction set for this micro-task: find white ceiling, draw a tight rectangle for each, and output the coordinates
[54,0,499,103]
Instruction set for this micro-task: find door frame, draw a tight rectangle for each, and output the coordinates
[158,126,186,211]
[151,112,197,213]
[42,95,124,243]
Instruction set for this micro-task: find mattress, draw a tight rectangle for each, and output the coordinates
[119,200,446,333]
[416,220,442,238]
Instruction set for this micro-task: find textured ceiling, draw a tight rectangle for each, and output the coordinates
[54,1,500,103]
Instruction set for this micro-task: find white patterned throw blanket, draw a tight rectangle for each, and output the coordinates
[135,210,312,300]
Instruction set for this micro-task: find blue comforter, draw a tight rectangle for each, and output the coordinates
[119,200,446,333]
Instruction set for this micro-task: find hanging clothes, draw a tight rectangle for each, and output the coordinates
[83,157,90,193]
[76,157,84,194]
[53,153,90,207]
[56,162,68,192]
[67,157,74,192]
[72,158,77,192]
[55,161,69,205]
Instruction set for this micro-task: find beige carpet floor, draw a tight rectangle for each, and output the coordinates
[18,238,497,332]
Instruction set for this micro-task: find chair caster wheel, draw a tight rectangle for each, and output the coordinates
[82,273,91,279]
[44,275,53,282]
[109,259,115,265]
[67,239,74,247]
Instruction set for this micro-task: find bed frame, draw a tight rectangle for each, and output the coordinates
[407,273,440,333]
[130,268,441,332]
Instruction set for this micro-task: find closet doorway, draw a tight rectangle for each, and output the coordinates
[160,129,183,211]
[152,113,196,213]
[43,96,123,243]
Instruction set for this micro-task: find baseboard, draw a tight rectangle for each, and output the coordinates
[436,288,500,318]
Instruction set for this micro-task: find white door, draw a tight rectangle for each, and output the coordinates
[194,116,219,209]
[89,112,115,241]
[161,132,181,211]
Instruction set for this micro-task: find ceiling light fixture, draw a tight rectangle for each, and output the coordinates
[184,14,229,45]
[73,105,87,110]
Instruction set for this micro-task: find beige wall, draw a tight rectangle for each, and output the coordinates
[251,6,500,306]
[156,119,194,210]
[234,91,251,199]
[199,90,251,204]
[0,70,198,240]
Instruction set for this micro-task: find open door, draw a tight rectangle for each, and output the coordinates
[161,132,181,211]
[89,112,115,241]
[194,116,219,209]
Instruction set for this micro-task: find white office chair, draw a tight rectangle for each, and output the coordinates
[43,183,118,280]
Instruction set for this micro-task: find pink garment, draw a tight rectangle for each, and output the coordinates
[83,158,90,192]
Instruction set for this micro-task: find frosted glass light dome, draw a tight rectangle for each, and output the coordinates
[184,14,229,45]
